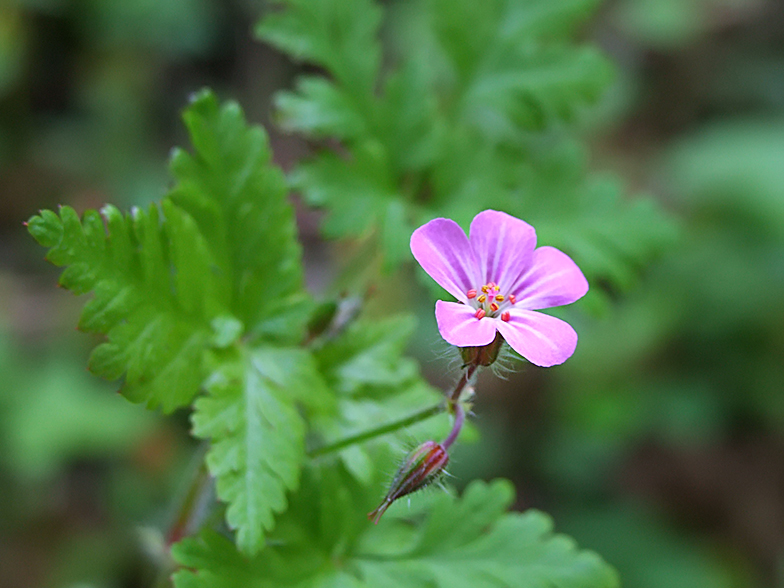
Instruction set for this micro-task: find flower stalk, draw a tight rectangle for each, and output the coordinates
[441,401,465,450]
[307,402,446,458]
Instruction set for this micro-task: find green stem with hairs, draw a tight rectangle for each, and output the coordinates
[308,362,480,458]
[308,401,446,457]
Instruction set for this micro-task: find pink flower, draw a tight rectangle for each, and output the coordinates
[410,210,589,367]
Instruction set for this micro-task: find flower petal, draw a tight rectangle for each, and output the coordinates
[510,246,588,310]
[435,301,497,348]
[468,210,537,292]
[495,309,578,367]
[411,218,479,303]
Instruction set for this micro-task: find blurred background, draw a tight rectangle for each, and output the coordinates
[1,0,783,587]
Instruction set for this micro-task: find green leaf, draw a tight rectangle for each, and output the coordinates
[258,0,634,281]
[460,45,614,138]
[357,480,619,588]
[169,89,307,343]
[291,146,395,240]
[275,77,368,141]
[256,0,381,97]
[290,144,413,267]
[172,475,620,588]
[191,346,331,555]
[27,90,308,411]
[27,202,223,412]
[424,0,613,136]
[314,315,419,395]
[508,145,679,294]
[502,0,604,39]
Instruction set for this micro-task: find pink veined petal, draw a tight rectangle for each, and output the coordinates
[435,301,497,348]
[510,246,589,310]
[468,210,537,292]
[411,218,479,303]
[495,309,578,367]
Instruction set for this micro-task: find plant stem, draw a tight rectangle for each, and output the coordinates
[441,401,464,449]
[308,402,446,457]
[166,444,214,547]
[450,363,478,403]
[309,363,480,458]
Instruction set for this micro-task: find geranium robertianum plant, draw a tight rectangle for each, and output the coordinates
[21,0,681,584]
[27,91,619,588]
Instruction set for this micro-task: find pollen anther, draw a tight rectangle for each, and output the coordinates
[477,294,487,303]
[467,289,477,299]
[475,309,486,319]
[501,311,511,322]
[490,302,499,312]
[495,294,504,302]
[508,294,516,304]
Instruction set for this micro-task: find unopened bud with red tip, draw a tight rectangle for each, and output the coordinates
[368,441,449,524]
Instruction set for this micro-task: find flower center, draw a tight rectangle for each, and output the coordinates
[466,282,515,321]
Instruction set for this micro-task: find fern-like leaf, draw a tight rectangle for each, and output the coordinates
[27,202,223,412]
[172,475,620,588]
[192,346,331,555]
[169,90,308,344]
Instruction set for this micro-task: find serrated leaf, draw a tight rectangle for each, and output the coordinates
[314,315,419,395]
[276,77,368,140]
[27,203,224,412]
[461,45,614,138]
[258,0,635,282]
[519,158,679,293]
[172,475,620,588]
[425,0,613,136]
[28,90,308,411]
[292,148,395,240]
[169,89,307,343]
[290,145,414,267]
[192,346,331,555]
[357,480,619,588]
[256,0,381,97]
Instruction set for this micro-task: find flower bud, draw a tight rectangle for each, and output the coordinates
[459,331,504,367]
[368,441,449,524]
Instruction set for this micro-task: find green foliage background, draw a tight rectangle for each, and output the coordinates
[2,0,783,586]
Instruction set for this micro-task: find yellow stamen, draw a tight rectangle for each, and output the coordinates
[477,294,487,303]
[495,294,504,302]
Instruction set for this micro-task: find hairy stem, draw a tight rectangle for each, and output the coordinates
[441,401,465,449]
[308,402,446,457]
[450,363,478,403]
[309,363,480,458]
